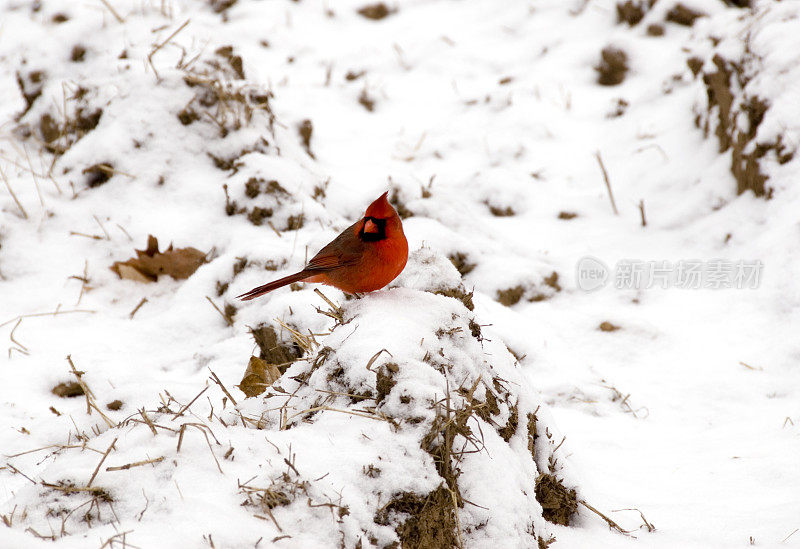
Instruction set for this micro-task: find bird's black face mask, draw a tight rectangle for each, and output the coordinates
[359,216,387,242]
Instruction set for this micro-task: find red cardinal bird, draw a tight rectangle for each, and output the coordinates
[238,191,408,300]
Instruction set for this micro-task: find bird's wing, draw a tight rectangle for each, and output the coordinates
[305,221,365,272]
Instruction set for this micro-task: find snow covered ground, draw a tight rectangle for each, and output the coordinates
[1,0,799,547]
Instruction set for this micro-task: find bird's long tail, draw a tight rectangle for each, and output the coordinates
[237,271,312,301]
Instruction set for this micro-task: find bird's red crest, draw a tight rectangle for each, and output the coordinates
[364,191,396,219]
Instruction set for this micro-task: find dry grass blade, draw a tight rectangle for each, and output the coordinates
[313,288,344,324]
[365,348,393,372]
[0,165,28,219]
[274,318,316,354]
[148,18,191,80]
[98,0,125,23]
[129,297,148,319]
[98,530,135,549]
[67,355,116,427]
[176,423,223,473]
[612,507,656,532]
[206,296,234,327]
[286,406,389,422]
[595,151,619,215]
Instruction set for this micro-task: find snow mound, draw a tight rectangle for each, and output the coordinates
[4,251,577,548]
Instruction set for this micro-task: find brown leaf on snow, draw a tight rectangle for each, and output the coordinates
[110,235,206,282]
[239,356,282,398]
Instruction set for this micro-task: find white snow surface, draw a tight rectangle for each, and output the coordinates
[1,0,800,547]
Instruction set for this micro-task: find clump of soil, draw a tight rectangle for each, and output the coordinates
[599,321,620,332]
[177,107,200,126]
[375,487,458,549]
[448,252,476,277]
[182,48,274,138]
[535,473,578,526]
[285,213,304,231]
[616,1,645,26]
[558,211,578,220]
[498,403,519,441]
[647,23,665,36]
[488,203,515,217]
[15,70,46,118]
[691,53,793,197]
[106,400,123,411]
[214,45,245,79]
[249,324,302,364]
[596,46,628,86]
[210,0,237,13]
[345,70,365,81]
[52,382,84,398]
[357,3,393,20]
[247,206,272,226]
[29,83,103,156]
[298,119,314,158]
[375,363,398,404]
[358,89,376,112]
[83,163,113,188]
[70,45,87,62]
[666,4,706,26]
[543,272,561,292]
[435,286,474,311]
[497,286,525,306]
[608,98,629,118]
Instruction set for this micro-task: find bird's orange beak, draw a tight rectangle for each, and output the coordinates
[364,219,379,234]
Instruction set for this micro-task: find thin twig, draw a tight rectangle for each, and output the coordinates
[171,385,209,420]
[638,200,646,227]
[595,151,619,215]
[209,369,238,406]
[106,456,164,471]
[87,437,118,487]
[580,499,633,535]
[41,482,108,495]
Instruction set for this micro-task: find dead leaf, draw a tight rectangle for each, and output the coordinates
[110,235,206,282]
[239,356,282,398]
